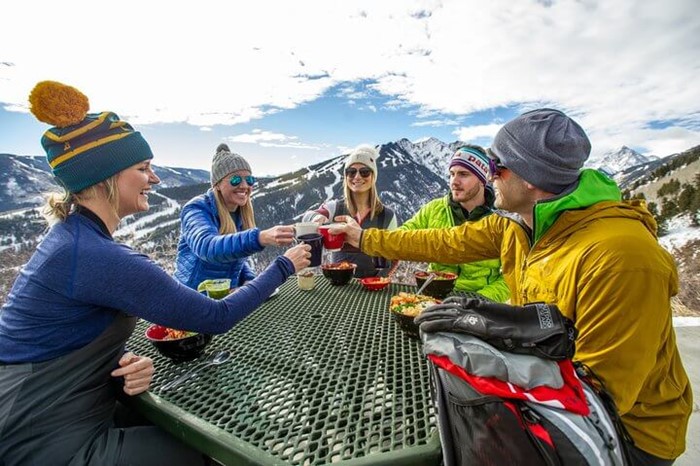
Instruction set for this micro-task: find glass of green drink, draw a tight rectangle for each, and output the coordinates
[204,279,231,300]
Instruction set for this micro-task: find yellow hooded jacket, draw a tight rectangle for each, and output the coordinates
[362,169,692,459]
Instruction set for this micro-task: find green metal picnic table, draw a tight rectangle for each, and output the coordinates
[125,277,458,465]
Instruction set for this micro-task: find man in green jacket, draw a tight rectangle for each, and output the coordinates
[401,145,509,302]
[331,109,692,465]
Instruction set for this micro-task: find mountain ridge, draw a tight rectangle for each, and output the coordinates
[1,142,698,312]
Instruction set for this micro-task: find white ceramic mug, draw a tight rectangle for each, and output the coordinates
[294,222,319,238]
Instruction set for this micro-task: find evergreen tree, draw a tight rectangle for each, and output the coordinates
[657,178,681,197]
[661,198,679,218]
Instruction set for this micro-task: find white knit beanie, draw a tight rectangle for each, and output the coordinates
[344,144,379,179]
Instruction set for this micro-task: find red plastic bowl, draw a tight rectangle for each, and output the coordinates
[359,277,390,291]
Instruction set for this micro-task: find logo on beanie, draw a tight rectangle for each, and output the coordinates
[450,146,490,184]
[466,154,488,175]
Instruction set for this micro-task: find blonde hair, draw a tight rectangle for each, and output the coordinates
[343,170,384,219]
[213,188,256,234]
[42,177,120,225]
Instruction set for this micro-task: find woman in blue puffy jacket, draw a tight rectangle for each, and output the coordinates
[174,144,296,289]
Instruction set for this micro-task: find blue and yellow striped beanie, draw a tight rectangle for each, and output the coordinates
[29,81,154,193]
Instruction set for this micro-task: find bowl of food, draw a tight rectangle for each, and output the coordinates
[145,324,213,363]
[389,292,441,338]
[358,276,390,291]
[414,271,458,299]
[321,261,357,286]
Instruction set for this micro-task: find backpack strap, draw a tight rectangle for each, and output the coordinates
[574,362,635,465]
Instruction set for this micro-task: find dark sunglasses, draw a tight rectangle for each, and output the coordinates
[488,156,507,178]
[229,175,256,187]
[345,167,372,178]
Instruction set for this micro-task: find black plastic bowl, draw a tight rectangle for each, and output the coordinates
[414,271,458,299]
[145,324,213,363]
[390,311,420,339]
[321,262,357,286]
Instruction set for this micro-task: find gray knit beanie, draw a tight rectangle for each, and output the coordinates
[490,108,591,194]
[210,143,252,186]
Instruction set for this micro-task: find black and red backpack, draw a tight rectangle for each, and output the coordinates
[416,297,633,466]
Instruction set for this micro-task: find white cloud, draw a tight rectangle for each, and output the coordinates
[453,124,503,141]
[228,130,296,144]
[260,142,324,150]
[227,130,325,150]
[412,118,460,127]
[1,0,699,162]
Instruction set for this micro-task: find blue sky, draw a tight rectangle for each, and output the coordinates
[2,0,699,176]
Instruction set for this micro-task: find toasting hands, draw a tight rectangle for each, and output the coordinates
[259,225,296,247]
[329,215,362,248]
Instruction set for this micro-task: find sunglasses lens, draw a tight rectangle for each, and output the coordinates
[230,175,255,186]
[345,168,372,178]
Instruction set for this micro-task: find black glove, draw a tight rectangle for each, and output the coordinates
[416,297,577,360]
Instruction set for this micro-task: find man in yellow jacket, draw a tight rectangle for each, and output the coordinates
[332,108,692,464]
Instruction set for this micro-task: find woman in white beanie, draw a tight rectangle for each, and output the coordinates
[302,144,398,278]
[174,144,297,290]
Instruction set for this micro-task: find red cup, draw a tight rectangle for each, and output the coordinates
[318,223,345,251]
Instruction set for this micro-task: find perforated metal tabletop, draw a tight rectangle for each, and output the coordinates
[126,278,465,465]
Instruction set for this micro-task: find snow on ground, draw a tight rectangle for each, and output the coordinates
[113,195,180,241]
[0,206,39,219]
[673,317,700,327]
[659,214,700,252]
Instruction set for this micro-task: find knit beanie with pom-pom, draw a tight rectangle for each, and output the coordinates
[29,80,153,193]
[210,143,252,187]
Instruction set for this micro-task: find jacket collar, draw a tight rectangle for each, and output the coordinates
[531,169,622,242]
[447,184,496,225]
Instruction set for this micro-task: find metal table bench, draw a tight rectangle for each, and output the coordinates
[126,278,480,465]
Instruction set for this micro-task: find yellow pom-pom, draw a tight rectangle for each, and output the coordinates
[29,81,89,128]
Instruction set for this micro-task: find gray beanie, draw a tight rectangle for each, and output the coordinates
[491,108,591,194]
[210,143,252,186]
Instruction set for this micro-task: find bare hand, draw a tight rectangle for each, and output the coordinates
[330,215,362,248]
[312,215,328,224]
[283,243,312,272]
[111,352,154,396]
[260,225,296,247]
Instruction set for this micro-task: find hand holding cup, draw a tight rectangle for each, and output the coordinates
[329,216,362,248]
[260,225,296,247]
[284,243,312,272]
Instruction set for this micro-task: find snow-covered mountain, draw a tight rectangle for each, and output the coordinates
[1,141,699,309]
[0,153,210,214]
[586,146,658,175]
[1,140,696,248]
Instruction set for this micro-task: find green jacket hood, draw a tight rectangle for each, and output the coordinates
[533,169,624,242]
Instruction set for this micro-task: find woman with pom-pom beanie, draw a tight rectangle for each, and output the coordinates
[0,81,312,465]
[173,143,298,291]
